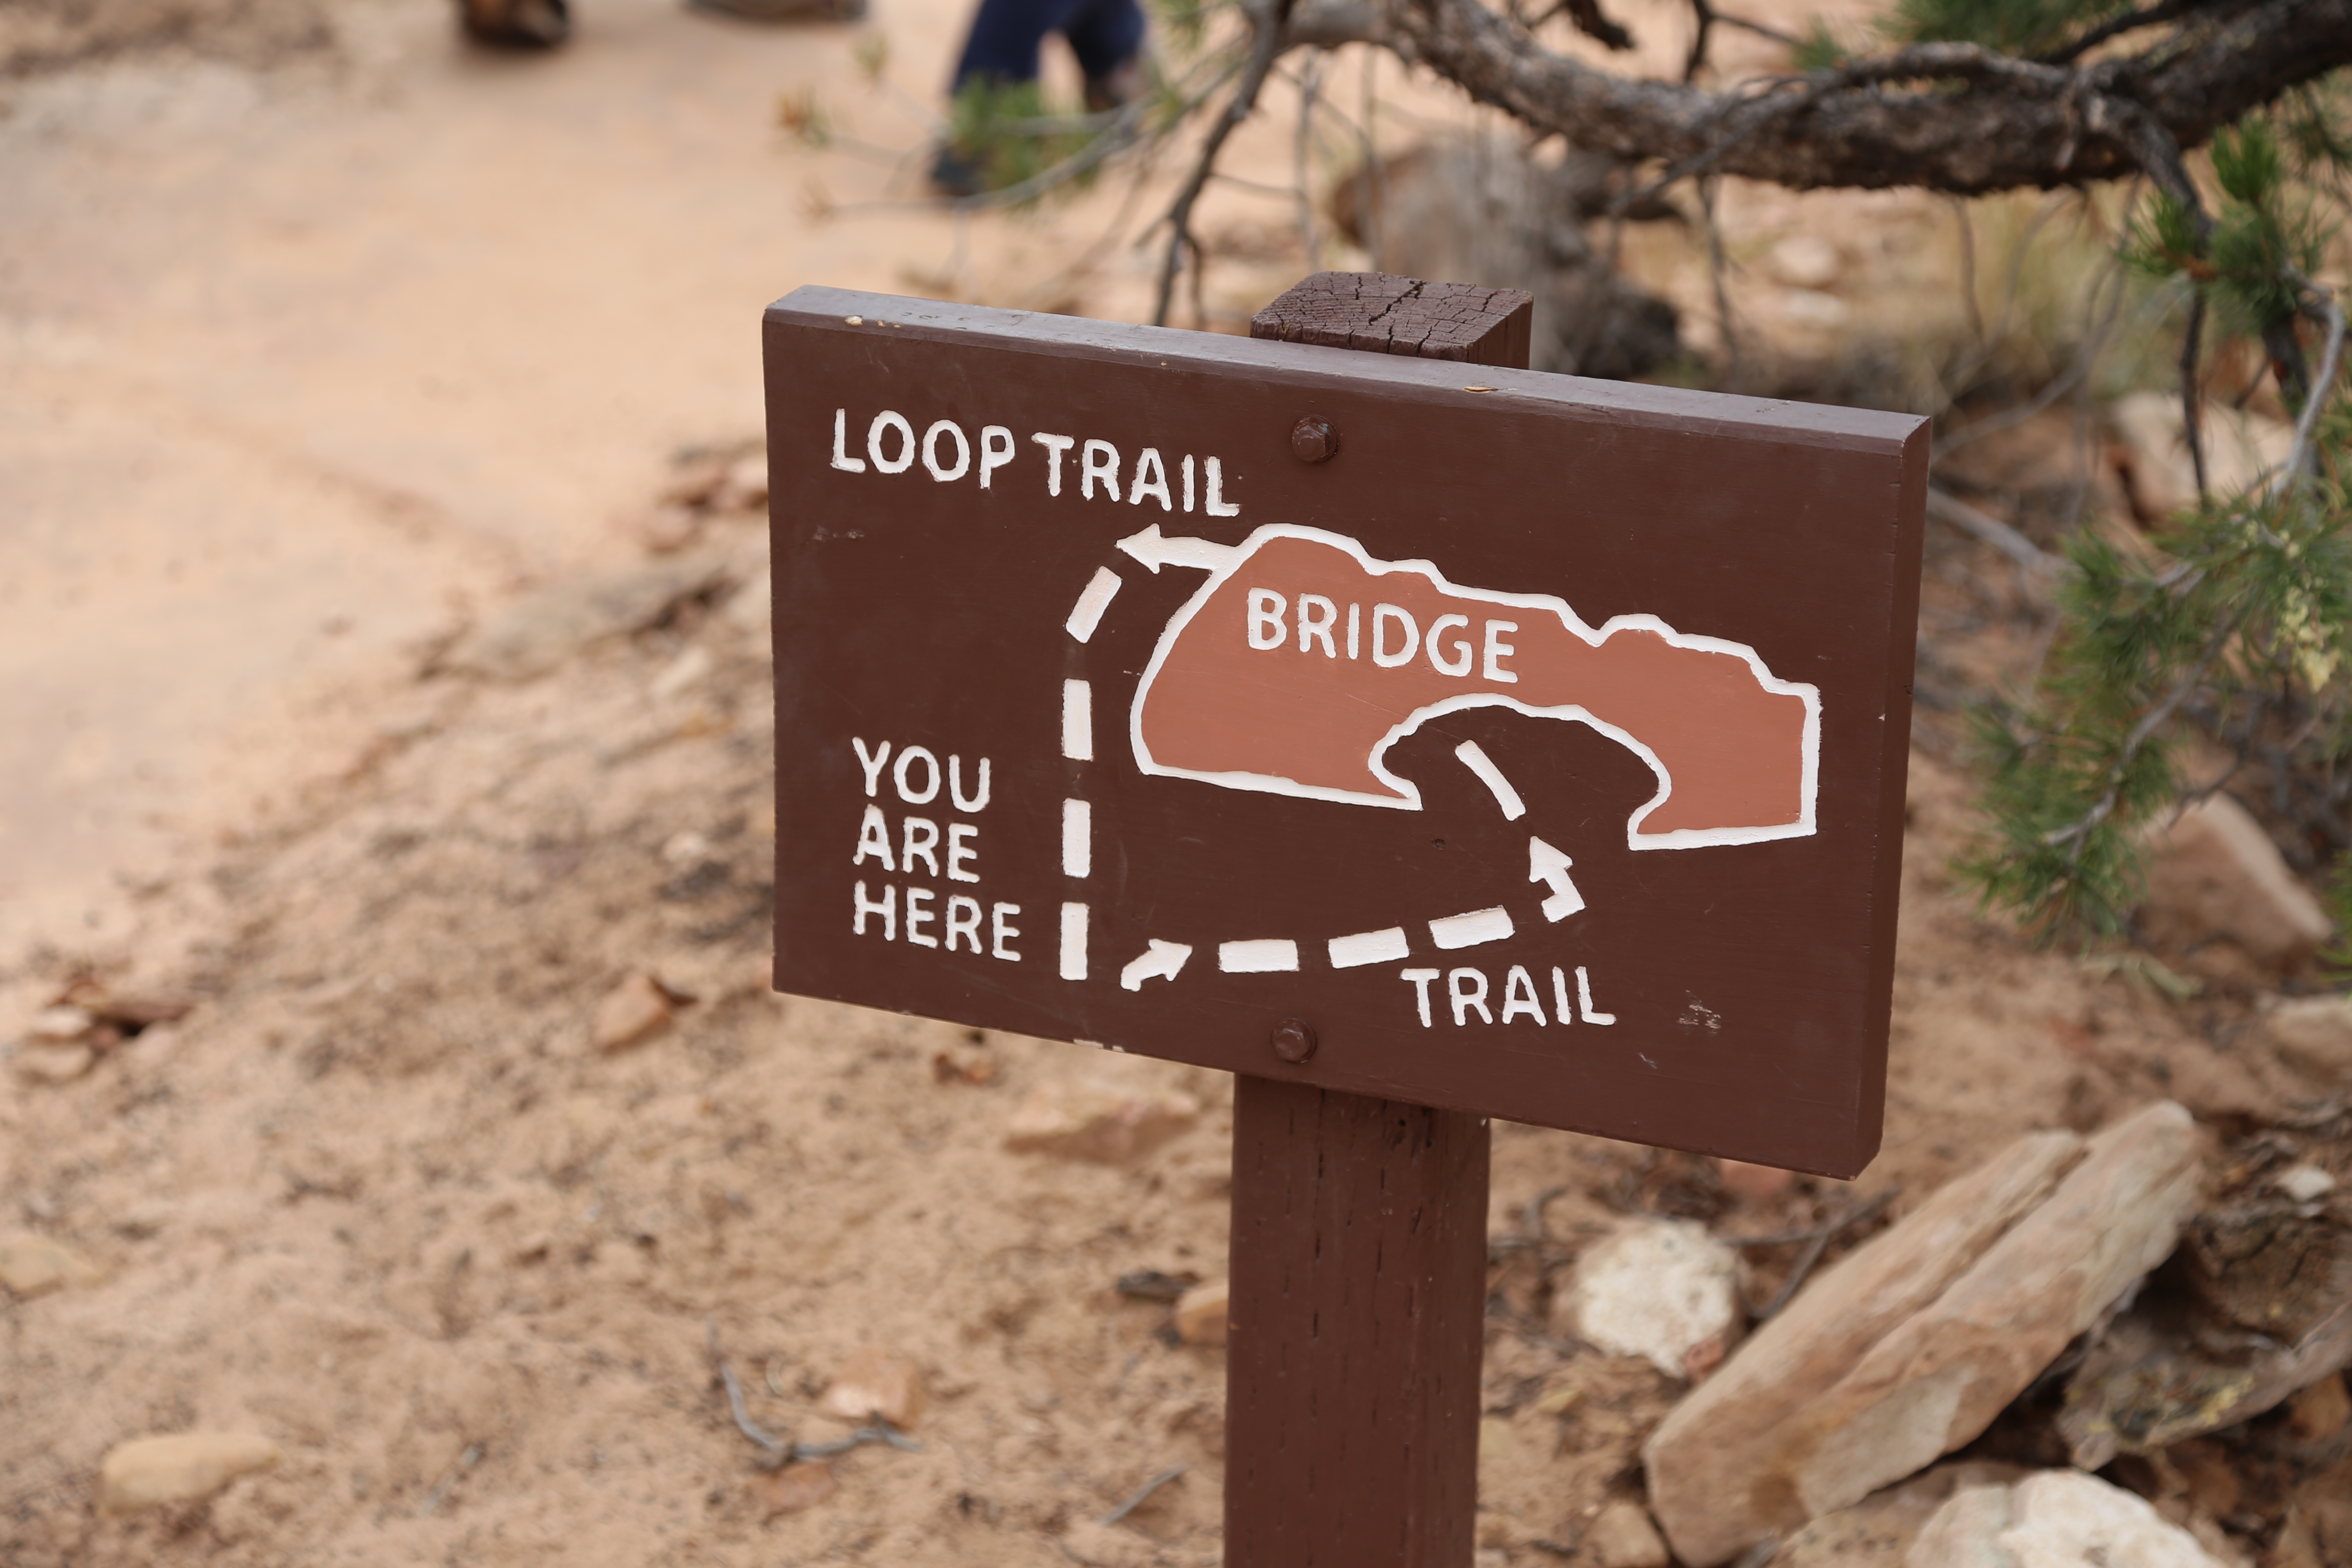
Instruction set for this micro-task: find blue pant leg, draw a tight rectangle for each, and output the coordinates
[951,0,1143,86]
[1059,0,1145,80]
[951,0,1067,86]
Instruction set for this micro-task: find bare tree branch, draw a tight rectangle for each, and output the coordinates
[1157,0,1301,325]
[1348,0,2352,197]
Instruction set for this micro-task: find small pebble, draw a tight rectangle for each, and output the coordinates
[1586,1500,1671,1568]
[1173,1278,1229,1346]
[0,1233,101,1296]
[818,1346,925,1429]
[591,974,674,1053]
[28,1005,95,1042]
[2274,1163,2336,1202]
[98,1431,280,1513]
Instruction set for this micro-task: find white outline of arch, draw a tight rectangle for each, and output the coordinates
[1126,524,1820,851]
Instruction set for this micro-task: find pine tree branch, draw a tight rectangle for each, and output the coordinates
[2043,605,2249,862]
[2282,286,2347,492]
[1335,0,2352,197]
[2183,293,2211,503]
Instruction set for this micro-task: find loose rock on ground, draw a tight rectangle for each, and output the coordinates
[1558,1217,1741,1381]
[817,1346,926,1429]
[0,1233,101,1296]
[1908,1470,2226,1568]
[1585,1499,1672,1568]
[2140,796,2331,970]
[1646,1104,2201,1566]
[1173,1277,1230,1346]
[97,1432,280,1514]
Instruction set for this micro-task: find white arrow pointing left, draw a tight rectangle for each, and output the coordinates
[1116,524,1239,575]
[1119,938,1194,991]
[1528,836,1586,923]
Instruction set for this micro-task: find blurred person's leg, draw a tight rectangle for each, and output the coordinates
[949,0,1143,96]
[947,0,1064,89]
[934,0,1147,193]
[1059,0,1146,109]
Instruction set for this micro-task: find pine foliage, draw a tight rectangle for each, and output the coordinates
[1963,114,2352,940]
[1890,0,2124,55]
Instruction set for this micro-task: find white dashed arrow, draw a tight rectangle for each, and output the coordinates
[1119,938,1194,991]
[1528,836,1586,923]
[1115,525,1239,575]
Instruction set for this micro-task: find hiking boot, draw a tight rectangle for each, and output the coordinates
[459,0,570,47]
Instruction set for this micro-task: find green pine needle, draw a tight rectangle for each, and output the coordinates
[1890,0,2126,55]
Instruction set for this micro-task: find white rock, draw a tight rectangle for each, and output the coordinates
[1908,1470,2225,1568]
[98,1431,281,1513]
[2275,1164,2336,1202]
[1777,1461,2028,1568]
[1562,1218,1740,1380]
[661,830,713,866]
[28,1005,96,1042]
[1905,1483,2015,1568]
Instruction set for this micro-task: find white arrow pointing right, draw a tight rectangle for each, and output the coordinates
[1115,524,1240,575]
[1119,938,1194,991]
[1528,836,1586,923]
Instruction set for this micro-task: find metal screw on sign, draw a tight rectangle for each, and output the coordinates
[1268,1016,1317,1063]
[1290,416,1338,463]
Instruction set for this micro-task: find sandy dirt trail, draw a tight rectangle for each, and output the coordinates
[0,0,1004,955]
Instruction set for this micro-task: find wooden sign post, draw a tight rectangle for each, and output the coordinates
[764,272,1928,1565]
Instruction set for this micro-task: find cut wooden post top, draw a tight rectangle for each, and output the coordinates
[1250,271,1534,368]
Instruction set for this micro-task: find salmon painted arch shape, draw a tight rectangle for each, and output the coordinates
[1127,526,1821,851]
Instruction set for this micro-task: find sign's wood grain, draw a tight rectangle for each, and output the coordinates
[1249,270,1534,367]
[764,283,1927,1178]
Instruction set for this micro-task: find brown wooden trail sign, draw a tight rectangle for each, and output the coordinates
[766,272,1926,1564]
[764,276,1925,1175]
